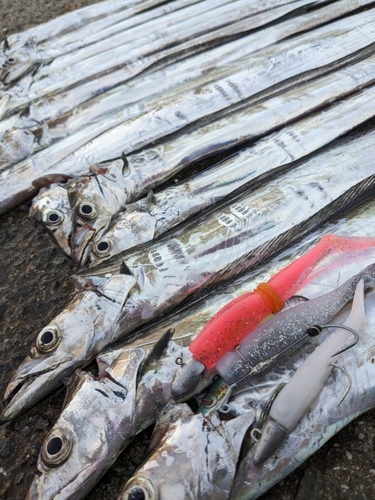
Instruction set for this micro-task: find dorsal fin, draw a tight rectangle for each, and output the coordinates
[139,328,175,381]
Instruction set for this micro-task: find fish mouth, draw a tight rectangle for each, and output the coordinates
[72,223,107,267]
[1,358,75,422]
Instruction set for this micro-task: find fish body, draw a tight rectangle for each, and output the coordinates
[3,126,375,420]
[89,76,375,266]
[24,198,375,499]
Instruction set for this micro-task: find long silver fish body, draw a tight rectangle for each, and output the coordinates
[0,0,338,169]
[36,8,375,176]
[1,0,329,118]
[26,0,274,79]
[0,0,203,85]
[2,5,375,214]
[3,126,375,421]
[121,286,375,500]
[24,198,375,500]
[88,77,375,266]
[0,0,325,124]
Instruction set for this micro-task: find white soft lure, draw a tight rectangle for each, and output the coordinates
[253,279,366,465]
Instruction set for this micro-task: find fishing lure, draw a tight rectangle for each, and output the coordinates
[188,235,374,369]
[252,280,366,465]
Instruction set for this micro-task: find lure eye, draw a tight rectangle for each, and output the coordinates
[93,238,111,257]
[122,476,158,500]
[77,202,98,220]
[42,210,64,226]
[41,428,72,467]
[36,326,61,353]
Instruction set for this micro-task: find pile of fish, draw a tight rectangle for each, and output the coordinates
[2,0,375,498]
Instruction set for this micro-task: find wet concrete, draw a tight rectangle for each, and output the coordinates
[0,1,375,499]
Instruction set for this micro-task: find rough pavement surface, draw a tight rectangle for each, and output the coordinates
[0,1,375,499]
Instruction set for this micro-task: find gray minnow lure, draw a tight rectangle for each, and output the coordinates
[1,5,374,216]
[0,0,326,123]
[29,181,72,257]
[252,280,366,466]
[40,8,375,177]
[122,287,375,500]
[3,127,375,421]
[1,0,202,85]
[0,0,328,117]
[88,78,375,267]
[24,198,375,499]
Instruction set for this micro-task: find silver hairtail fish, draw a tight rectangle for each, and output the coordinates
[29,179,72,257]
[24,198,375,499]
[0,0,202,86]
[0,0,166,85]
[3,129,375,421]
[88,77,375,267]
[120,286,375,500]
[1,0,332,114]
[26,348,145,500]
[3,0,349,130]
[122,403,252,500]
[42,8,375,175]
[1,5,375,215]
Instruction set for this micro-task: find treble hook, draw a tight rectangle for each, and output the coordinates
[329,362,352,406]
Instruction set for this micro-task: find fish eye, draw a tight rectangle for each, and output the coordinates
[93,238,111,256]
[122,476,158,500]
[41,428,72,467]
[42,210,64,226]
[36,326,61,353]
[77,202,98,220]
[6,57,15,64]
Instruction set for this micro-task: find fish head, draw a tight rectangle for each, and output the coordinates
[121,401,252,500]
[89,207,156,266]
[26,347,145,500]
[1,37,39,85]
[30,179,72,257]
[0,127,36,167]
[68,158,129,266]
[1,273,136,422]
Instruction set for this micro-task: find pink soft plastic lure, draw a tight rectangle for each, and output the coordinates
[189,234,375,369]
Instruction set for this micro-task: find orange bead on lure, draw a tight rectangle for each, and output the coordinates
[189,234,375,369]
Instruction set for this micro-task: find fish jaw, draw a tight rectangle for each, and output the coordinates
[1,274,136,421]
[89,207,156,266]
[1,37,39,85]
[27,348,144,500]
[29,183,72,257]
[68,159,128,265]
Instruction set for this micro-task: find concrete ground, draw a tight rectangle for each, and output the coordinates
[0,1,375,499]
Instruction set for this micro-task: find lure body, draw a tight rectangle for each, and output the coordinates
[252,280,366,465]
[216,266,375,384]
[189,236,373,369]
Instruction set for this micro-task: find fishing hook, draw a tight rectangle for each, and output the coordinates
[308,323,359,357]
[329,362,352,406]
